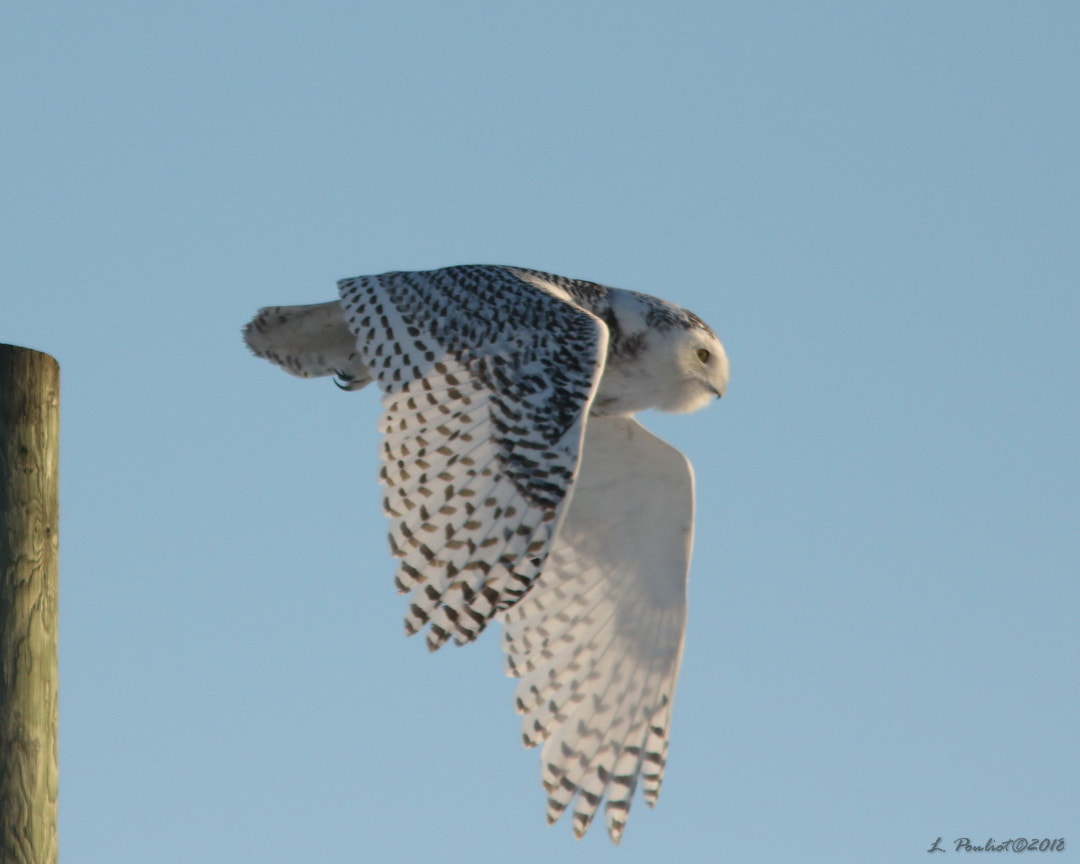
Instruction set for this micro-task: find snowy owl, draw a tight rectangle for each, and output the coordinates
[243,265,728,843]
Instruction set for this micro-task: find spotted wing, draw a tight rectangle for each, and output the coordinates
[500,414,693,844]
[338,266,607,650]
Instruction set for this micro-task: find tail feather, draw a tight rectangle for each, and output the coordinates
[243,300,371,389]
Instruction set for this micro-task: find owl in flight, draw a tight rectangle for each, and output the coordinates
[243,265,728,843]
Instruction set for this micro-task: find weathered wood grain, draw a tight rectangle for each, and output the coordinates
[1,345,59,864]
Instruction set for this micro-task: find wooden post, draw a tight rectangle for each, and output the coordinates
[0,345,59,864]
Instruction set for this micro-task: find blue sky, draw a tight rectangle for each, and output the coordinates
[3,2,1078,862]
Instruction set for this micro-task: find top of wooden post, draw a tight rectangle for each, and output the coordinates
[0,341,59,864]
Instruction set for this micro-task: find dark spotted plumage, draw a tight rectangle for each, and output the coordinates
[243,264,729,844]
[338,266,607,648]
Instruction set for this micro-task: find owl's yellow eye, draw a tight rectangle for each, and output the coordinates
[696,348,711,363]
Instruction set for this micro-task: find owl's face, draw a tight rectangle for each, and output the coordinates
[654,325,729,414]
[591,296,728,417]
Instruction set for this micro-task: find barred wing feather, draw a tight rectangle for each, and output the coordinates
[338,266,607,650]
[501,414,693,843]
